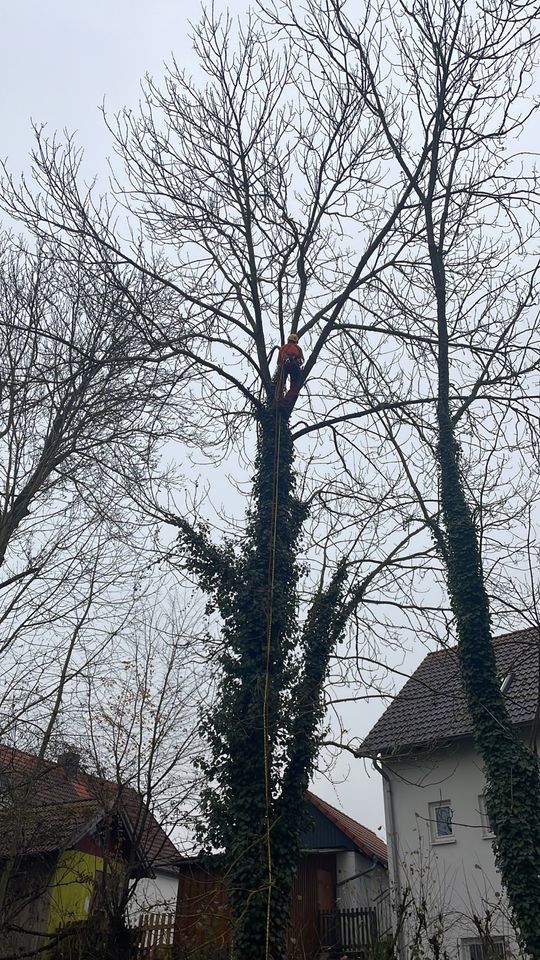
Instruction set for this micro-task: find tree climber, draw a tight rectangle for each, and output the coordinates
[276,333,304,408]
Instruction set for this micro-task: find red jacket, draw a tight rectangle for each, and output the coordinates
[278,342,304,365]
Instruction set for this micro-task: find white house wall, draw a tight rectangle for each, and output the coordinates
[129,870,179,918]
[336,850,388,909]
[383,740,520,957]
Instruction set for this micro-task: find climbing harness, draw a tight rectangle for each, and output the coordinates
[275,334,304,410]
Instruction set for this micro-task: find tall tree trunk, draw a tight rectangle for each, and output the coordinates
[206,404,306,960]
[190,398,347,960]
[434,242,540,955]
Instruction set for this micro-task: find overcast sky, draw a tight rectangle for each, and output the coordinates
[0,0,429,836]
[1,1,211,176]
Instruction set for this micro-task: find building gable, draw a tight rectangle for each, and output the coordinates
[300,805,356,852]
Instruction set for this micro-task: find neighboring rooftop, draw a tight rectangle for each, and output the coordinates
[362,627,540,756]
[305,791,388,866]
[177,791,388,869]
[0,744,180,869]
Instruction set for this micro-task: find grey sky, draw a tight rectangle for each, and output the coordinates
[0,0,414,836]
[2,1,206,174]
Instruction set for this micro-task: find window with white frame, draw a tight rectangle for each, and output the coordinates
[462,937,506,960]
[478,794,495,837]
[429,800,454,842]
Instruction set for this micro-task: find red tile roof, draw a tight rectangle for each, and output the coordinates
[306,791,387,865]
[0,745,180,870]
[0,799,104,858]
[362,627,540,756]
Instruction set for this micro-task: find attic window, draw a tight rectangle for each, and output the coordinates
[499,671,513,694]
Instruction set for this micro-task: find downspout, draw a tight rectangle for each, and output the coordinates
[374,757,406,960]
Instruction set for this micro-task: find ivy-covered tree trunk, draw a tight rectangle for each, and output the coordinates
[219,406,304,960]
[180,395,347,960]
[433,246,540,955]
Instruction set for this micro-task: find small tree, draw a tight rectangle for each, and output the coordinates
[0,227,189,746]
[0,231,195,954]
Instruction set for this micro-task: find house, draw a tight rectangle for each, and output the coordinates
[362,627,539,960]
[0,744,181,957]
[175,791,390,960]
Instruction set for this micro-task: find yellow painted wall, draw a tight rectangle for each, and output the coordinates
[47,850,103,934]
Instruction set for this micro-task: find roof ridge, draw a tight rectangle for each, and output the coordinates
[492,625,539,641]
[0,744,132,795]
[423,625,539,659]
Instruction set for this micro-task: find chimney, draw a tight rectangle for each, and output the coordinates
[57,749,80,778]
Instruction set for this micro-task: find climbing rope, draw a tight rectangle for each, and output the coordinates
[262,370,285,960]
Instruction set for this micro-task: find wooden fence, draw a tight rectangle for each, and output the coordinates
[133,900,392,958]
[318,907,379,952]
[133,912,176,959]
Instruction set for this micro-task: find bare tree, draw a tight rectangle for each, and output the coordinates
[0,229,200,955]
[5,2,540,956]
[274,0,540,952]
[0,13,436,958]
[0,587,204,960]
[81,595,205,910]
[0,226,191,724]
